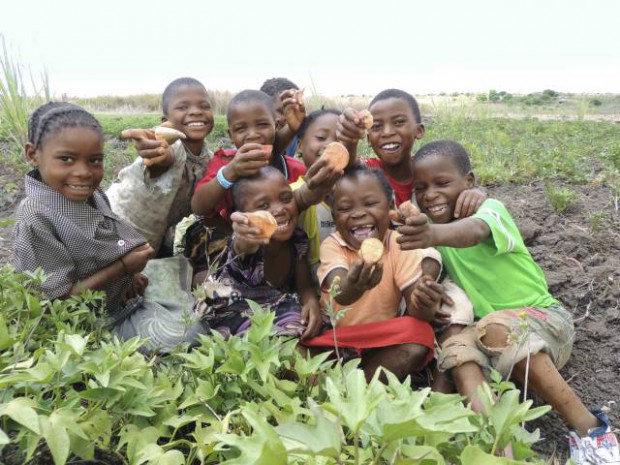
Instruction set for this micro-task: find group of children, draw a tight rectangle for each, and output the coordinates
[11,77,619,464]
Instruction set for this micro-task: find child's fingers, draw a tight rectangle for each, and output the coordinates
[121,128,155,140]
[143,152,170,167]
[230,212,249,225]
[368,262,384,288]
[347,259,363,282]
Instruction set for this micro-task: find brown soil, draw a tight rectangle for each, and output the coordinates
[1,169,618,461]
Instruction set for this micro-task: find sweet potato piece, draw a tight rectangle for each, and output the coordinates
[360,238,384,264]
[293,88,305,106]
[389,210,405,225]
[321,142,349,170]
[359,109,373,129]
[246,211,278,240]
[153,125,186,144]
[398,200,420,218]
[261,144,273,159]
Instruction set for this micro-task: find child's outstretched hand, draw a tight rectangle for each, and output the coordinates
[305,155,344,190]
[121,128,173,168]
[410,276,452,324]
[225,143,270,181]
[230,211,268,255]
[300,298,322,341]
[396,214,436,250]
[454,188,486,218]
[336,107,367,145]
[340,258,383,294]
[280,89,306,132]
[121,243,155,274]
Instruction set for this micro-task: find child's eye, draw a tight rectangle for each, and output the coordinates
[371,123,381,131]
[176,105,188,111]
[91,157,104,165]
[59,156,73,163]
[414,184,427,192]
[394,118,406,126]
[281,192,293,203]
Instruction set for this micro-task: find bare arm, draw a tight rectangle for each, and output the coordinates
[68,243,154,296]
[397,215,491,250]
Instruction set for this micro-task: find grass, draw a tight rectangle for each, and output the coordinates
[544,184,578,213]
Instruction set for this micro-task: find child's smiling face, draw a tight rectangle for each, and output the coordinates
[298,112,339,169]
[164,85,214,142]
[26,127,105,202]
[238,170,298,242]
[413,154,474,224]
[367,97,424,167]
[332,173,391,250]
[227,101,276,150]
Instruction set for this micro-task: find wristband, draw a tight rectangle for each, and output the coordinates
[216,166,235,189]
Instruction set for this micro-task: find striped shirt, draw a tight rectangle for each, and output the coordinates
[12,170,147,315]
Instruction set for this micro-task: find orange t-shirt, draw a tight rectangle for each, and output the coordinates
[317,230,441,327]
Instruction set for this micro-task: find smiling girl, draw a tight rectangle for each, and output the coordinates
[203,166,323,340]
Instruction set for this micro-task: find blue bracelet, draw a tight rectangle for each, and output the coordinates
[216,166,235,189]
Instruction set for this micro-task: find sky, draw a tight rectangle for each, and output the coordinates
[1,0,620,98]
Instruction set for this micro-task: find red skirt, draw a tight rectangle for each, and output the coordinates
[303,316,435,368]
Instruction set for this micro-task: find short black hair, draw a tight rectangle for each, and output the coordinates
[28,102,102,149]
[333,164,393,205]
[227,89,276,123]
[231,165,284,212]
[297,108,341,140]
[259,77,299,98]
[369,89,422,124]
[162,77,208,116]
[413,140,472,175]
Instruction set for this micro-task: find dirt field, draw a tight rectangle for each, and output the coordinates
[0,167,618,460]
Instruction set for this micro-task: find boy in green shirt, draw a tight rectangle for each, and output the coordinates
[397,140,619,464]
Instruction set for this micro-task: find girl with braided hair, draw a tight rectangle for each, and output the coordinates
[13,102,208,352]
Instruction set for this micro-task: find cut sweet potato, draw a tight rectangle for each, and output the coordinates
[360,238,384,264]
[321,142,349,170]
[153,126,186,144]
[359,109,373,129]
[389,210,405,225]
[398,200,420,218]
[261,144,273,159]
[246,211,278,240]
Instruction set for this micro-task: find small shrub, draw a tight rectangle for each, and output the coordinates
[545,184,578,213]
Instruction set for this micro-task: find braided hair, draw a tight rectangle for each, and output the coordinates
[28,102,102,149]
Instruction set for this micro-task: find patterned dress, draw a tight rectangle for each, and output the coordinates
[203,228,309,339]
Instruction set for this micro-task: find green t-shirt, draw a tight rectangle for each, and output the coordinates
[438,199,558,319]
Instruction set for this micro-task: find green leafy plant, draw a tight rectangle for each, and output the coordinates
[0,266,551,464]
[544,184,578,213]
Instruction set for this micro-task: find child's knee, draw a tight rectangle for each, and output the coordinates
[478,322,511,350]
[438,326,489,372]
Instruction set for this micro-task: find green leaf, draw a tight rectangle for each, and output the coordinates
[63,333,88,356]
[156,450,185,465]
[276,400,341,458]
[40,414,70,465]
[0,427,9,445]
[0,315,14,350]
[216,408,287,465]
[397,444,445,464]
[460,444,524,465]
[326,367,385,433]
[0,397,41,434]
[521,405,551,423]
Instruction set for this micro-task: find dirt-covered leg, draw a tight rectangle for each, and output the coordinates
[361,343,429,383]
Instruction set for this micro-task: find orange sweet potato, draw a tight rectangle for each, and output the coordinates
[359,109,373,129]
[398,200,420,218]
[360,238,384,264]
[246,211,278,240]
[321,142,349,170]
